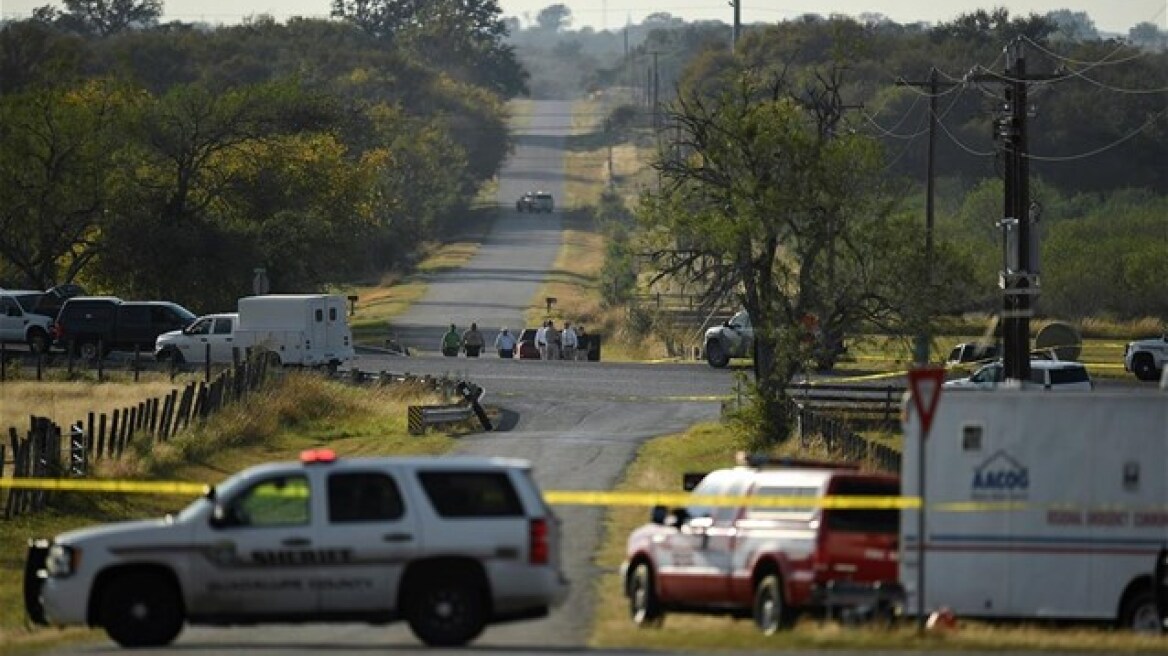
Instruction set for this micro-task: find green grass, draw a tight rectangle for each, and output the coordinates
[0,373,458,654]
[588,423,1168,653]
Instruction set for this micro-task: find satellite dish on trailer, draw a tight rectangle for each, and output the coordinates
[1035,322,1082,361]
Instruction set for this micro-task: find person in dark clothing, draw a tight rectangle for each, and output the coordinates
[462,322,485,357]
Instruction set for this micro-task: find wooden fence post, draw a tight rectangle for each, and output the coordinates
[96,413,107,460]
[110,409,122,458]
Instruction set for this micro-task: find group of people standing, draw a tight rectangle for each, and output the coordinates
[534,319,581,360]
[442,323,486,357]
[440,320,585,360]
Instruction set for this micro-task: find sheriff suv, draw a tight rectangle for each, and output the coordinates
[26,450,569,648]
[622,455,901,633]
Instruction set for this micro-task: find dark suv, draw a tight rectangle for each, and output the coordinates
[54,297,197,359]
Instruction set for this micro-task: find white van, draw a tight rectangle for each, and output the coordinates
[901,390,1167,630]
[155,295,354,368]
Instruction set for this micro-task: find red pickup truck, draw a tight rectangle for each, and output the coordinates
[622,456,902,632]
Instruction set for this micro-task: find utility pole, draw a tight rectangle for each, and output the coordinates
[651,50,661,132]
[731,1,741,52]
[992,39,1045,382]
[897,68,959,365]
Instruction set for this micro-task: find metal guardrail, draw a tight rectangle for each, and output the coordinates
[406,380,491,435]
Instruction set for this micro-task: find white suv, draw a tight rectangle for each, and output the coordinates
[26,451,569,648]
[943,359,1093,391]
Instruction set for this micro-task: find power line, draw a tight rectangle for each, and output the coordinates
[1025,108,1168,162]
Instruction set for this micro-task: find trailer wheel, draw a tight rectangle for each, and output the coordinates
[1118,585,1160,632]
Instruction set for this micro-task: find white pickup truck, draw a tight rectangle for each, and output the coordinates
[155,294,354,368]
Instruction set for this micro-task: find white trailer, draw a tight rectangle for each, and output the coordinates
[155,295,355,368]
[901,389,1168,630]
[235,294,354,368]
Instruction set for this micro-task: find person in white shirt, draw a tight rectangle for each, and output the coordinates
[535,320,549,360]
[561,321,578,361]
[495,327,517,358]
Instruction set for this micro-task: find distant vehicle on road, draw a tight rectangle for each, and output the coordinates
[516,191,554,213]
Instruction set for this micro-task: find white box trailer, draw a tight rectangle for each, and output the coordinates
[155,295,354,368]
[235,294,354,368]
[901,389,1168,630]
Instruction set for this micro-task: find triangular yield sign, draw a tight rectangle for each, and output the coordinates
[908,366,947,437]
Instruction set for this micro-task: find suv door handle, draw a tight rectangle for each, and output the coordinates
[282,537,311,547]
[383,532,413,543]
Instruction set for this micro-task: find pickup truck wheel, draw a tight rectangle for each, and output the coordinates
[753,574,792,634]
[156,348,184,365]
[406,577,487,646]
[629,561,664,627]
[1118,586,1160,631]
[706,341,730,368]
[1132,355,1159,382]
[99,572,184,647]
[27,329,50,354]
[78,341,101,361]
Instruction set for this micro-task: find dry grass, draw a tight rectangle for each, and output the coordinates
[0,379,191,444]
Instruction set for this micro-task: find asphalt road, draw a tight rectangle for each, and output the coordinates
[386,99,572,356]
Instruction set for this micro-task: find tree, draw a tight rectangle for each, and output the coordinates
[40,0,163,37]
[1128,22,1166,50]
[535,4,571,32]
[0,81,123,287]
[331,0,527,97]
[1045,9,1097,42]
[638,69,900,443]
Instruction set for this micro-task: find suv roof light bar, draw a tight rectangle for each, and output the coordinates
[300,448,337,464]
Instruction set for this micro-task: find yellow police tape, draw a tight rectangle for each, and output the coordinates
[3,477,1159,513]
[0,477,933,509]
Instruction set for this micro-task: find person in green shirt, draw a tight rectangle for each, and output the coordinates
[441,324,461,356]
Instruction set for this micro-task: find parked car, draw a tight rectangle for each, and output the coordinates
[943,358,1093,390]
[26,450,569,648]
[54,297,197,359]
[0,289,54,353]
[516,327,541,359]
[622,455,901,633]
